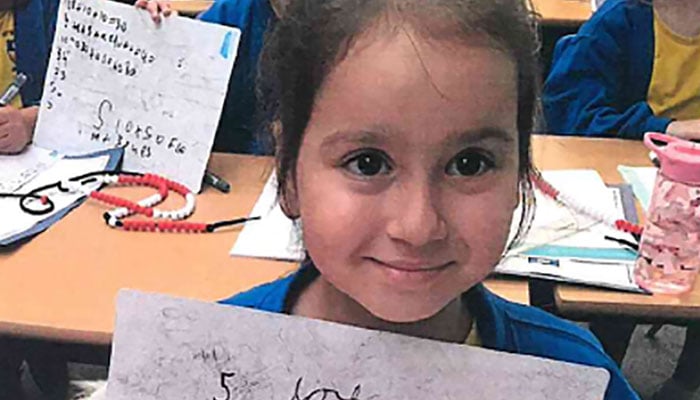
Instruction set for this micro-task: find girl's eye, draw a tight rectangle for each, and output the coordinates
[344,150,392,177]
[445,150,495,177]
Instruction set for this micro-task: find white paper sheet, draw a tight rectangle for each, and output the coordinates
[0,146,60,193]
[107,290,610,400]
[508,169,624,252]
[0,152,112,242]
[230,173,305,261]
[34,0,239,191]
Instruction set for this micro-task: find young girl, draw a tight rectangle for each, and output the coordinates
[219,0,638,398]
[543,1,700,398]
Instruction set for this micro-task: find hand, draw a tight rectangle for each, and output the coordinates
[135,0,176,24]
[665,120,700,141]
[0,106,37,154]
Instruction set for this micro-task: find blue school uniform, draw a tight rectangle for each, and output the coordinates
[15,0,59,106]
[220,265,640,400]
[542,0,672,138]
[198,0,275,154]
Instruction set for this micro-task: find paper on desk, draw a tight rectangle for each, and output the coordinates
[618,165,658,211]
[508,169,634,254]
[497,170,643,293]
[107,290,610,400]
[0,146,61,193]
[498,255,640,293]
[33,0,240,191]
[0,148,120,246]
[230,173,304,261]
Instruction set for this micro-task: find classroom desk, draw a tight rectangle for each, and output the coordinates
[532,135,700,321]
[169,0,212,15]
[169,0,593,24]
[0,154,528,346]
[532,0,592,26]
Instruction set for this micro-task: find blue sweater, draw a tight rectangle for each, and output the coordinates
[198,0,275,154]
[542,0,672,139]
[15,0,59,106]
[220,266,640,400]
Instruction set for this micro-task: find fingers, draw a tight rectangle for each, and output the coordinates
[146,0,162,24]
[0,108,30,153]
[136,0,175,24]
[0,106,15,126]
[0,131,27,154]
[161,1,173,16]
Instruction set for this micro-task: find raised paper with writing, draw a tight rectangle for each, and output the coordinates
[107,290,610,400]
[34,0,239,191]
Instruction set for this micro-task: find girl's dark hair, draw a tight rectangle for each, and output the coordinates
[258,0,540,248]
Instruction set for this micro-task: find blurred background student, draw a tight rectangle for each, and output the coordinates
[0,0,57,154]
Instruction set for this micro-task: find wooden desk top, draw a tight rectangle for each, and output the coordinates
[0,154,528,345]
[532,135,700,320]
[170,0,213,15]
[532,0,592,26]
[170,0,592,25]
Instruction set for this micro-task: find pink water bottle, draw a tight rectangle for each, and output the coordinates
[634,133,700,294]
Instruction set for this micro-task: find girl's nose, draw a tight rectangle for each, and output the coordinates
[385,180,447,247]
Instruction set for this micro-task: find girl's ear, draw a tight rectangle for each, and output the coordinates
[278,171,300,219]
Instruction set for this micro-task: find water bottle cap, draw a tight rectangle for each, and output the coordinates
[644,132,700,184]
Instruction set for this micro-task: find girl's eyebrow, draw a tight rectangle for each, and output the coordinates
[319,129,389,150]
[319,126,515,151]
[448,127,516,146]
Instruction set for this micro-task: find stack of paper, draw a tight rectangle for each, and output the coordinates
[496,170,643,293]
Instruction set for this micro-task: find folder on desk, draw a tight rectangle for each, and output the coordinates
[0,146,122,248]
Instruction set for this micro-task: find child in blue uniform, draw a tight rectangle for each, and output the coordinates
[218,0,639,398]
[543,1,700,398]
[0,0,58,154]
[543,0,700,141]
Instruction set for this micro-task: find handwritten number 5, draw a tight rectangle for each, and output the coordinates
[213,371,236,400]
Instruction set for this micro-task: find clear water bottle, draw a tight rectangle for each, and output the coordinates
[634,133,700,294]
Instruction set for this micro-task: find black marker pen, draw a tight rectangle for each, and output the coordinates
[203,170,231,193]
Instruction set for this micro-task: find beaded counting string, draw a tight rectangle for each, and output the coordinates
[3,171,259,233]
[530,171,644,236]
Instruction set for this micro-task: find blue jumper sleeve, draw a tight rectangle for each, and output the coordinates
[542,1,672,139]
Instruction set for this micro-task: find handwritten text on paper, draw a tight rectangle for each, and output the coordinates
[34,0,240,191]
[107,290,610,400]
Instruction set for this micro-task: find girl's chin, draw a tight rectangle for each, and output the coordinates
[362,300,448,324]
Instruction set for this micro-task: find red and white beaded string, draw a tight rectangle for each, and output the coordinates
[18,171,259,233]
[530,172,644,236]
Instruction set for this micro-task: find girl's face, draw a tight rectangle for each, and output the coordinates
[289,29,520,323]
